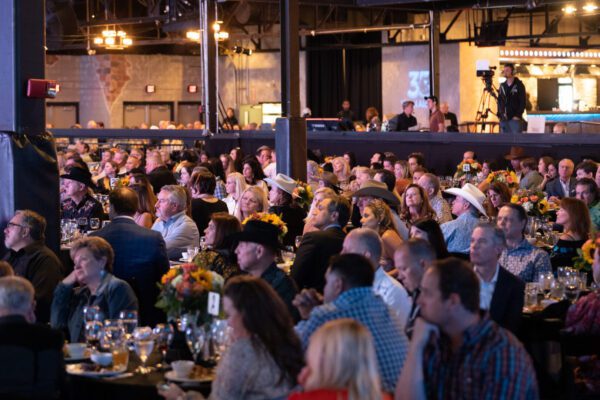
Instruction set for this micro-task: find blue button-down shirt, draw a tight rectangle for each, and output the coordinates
[499,238,552,283]
[295,287,408,393]
[441,212,480,254]
[152,211,199,259]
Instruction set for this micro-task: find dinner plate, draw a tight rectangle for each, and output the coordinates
[64,354,90,363]
[66,363,127,377]
[165,370,213,383]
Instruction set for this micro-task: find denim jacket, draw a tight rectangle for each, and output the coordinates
[50,273,138,342]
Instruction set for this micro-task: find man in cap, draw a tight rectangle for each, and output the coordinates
[233,219,298,319]
[265,173,306,247]
[425,96,445,133]
[504,146,526,181]
[441,183,487,257]
[60,166,104,221]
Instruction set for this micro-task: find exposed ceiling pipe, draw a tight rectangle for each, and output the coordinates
[299,23,430,36]
[472,0,566,9]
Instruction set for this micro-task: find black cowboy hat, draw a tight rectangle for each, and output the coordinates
[60,166,93,187]
[229,219,285,250]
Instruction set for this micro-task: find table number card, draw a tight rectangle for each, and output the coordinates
[208,292,220,316]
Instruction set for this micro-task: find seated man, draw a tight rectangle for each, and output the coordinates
[91,188,170,326]
[2,210,63,323]
[497,204,552,282]
[470,223,525,334]
[441,183,487,256]
[146,153,177,194]
[292,196,349,292]
[545,158,576,200]
[394,239,436,338]
[342,228,412,329]
[233,220,299,320]
[0,277,65,399]
[396,258,538,400]
[152,185,200,260]
[575,178,600,231]
[60,166,104,221]
[294,254,408,393]
[518,157,544,190]
[418,173,452,224]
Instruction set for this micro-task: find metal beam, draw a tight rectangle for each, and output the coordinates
[429,10,440,99]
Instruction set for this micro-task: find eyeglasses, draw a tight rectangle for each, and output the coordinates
[6,222,26,229]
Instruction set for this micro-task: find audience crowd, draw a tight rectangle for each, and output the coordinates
[3,139,600,399]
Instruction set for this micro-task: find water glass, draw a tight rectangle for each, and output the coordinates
[579,271,588,290]
[211,319,231,358]
[111,343,129,370]
[295,236,303,250]
[133,326,154,373]
[538,273,553,298]
[199,236,207,251]
[550,279,565,301]
[104,319,126,344]
[185,324,206,361]
[77,217,89,232]
[564,275,581,303]
[119,310,138,342]
[85,320,104,350]
[152,323,174,364]
[90,218,101,230]
[524,282,540,308]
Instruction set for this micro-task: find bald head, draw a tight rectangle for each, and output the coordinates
[341,228,382,268]
[558,158,574,181]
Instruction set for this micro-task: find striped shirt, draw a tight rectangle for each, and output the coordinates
[295,287,408,393]
[423,317,539,400]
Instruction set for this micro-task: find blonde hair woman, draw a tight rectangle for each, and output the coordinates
[303,187,337,234]
[332,156,351,191]
[234,186,269,222]
[290,319,391,400]
[360,199,403,266]
[223,172,248,216]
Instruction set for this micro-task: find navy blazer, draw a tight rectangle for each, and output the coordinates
[544,177,576,199]
[291,226,346,292]
[490,266,525,334]
[91,217,170,326]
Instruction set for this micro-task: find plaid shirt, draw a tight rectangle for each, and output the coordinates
[441,211,480,254]
[214,178,227,200]
[295,287,408,393]
[424,317,539,400]
[499,239,552,283]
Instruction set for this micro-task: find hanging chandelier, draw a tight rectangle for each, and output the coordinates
[93,28,133,50]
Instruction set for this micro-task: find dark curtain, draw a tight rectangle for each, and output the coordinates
[306,44,344,118]
[306,33,382,120]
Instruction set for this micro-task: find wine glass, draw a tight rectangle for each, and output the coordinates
[77,217,88,233]
[104,319,126,344]
[185,324,205,363]
[295,235,303,250]
[83,305,101,323]
[564,274,581,303]
[538,272,553,299]
[153,323,174,366]
[211,319,231,358]
[133,327,155,374]
[119,310,138,343]
[85,320,104,351]
[199,236,207,251]
[90,218,101,230]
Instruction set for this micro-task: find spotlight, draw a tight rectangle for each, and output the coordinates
[583,3,598,12]
[562,5,577,14]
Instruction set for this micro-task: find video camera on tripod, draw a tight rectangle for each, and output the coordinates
[476,65,498,96]
[474,60,499,131]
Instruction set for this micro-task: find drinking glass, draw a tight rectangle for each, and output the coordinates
[200,236,207,251]
[211,319,231,358]
[83,305,101,323]
[579,271,588,290]
[77,217,88,232]
[85,320,104,351]
[90,218,101,230]
[152,323,174,365]
[185,324,205,362]
[550,279,565,301]
[186,246,198,262]
[281,246,295,264]
[104,319,126,344]
[119,310,138,343]
[295,236,303,250]
[111,343,129,370]
[538,273,553,299]
[564,275,581,303]
[557,267,569,283]
[524,282,540,308]
[133,327,155,374]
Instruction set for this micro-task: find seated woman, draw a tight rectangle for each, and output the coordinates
[50,237,138,342]
[538,157,557,192]
[409,218,450,259]
[220,153,236,176]
[223,172,247,216]
[361,199,403,267]
[306,160,321,193]
[400,184,436,226]
[393,160,411,196]
[303,187,337,235]
[289,318,392,400]
[242,157,268,193]
[551,197,591,273]
[159,276,304,400]
[234,186,269,222]
[129,183,157,228]
[332,157,352,192]
[177,161,196,187]
[96,160,120,194]
[266,174,306,247]
[189,171,228,233]
[193,212,241,281]
[485,181,511,219]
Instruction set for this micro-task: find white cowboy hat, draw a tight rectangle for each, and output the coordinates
[444,183,487,217]
[265,173,297,195]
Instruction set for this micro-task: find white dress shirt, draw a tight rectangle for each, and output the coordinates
[373,267,412,329]
[475,264,500,311]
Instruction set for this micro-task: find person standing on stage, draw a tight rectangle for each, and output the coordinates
[498,63,526,134]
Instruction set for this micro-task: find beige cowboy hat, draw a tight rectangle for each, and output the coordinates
[353,180,401,207]
[265,173,297,195]
[444,183,487,217]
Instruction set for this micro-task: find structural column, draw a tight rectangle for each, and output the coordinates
[428,10,440,98]
[276,0,307,180]
[202,0,218,134]
[0,0,61,254]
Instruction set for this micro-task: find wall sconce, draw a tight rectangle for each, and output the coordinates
[187,85,198,93]
[145,85,155,93]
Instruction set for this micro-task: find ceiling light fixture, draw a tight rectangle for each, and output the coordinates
[93,27,133,50]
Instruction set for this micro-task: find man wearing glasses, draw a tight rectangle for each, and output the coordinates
[2,210,63,323]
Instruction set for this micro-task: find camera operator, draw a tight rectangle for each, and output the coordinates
[498,63,526,134]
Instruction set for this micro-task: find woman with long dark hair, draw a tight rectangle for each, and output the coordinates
[189,171,228,233]
[409,218,449,259]
[159,276,304,400]
[242,157,268,193]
